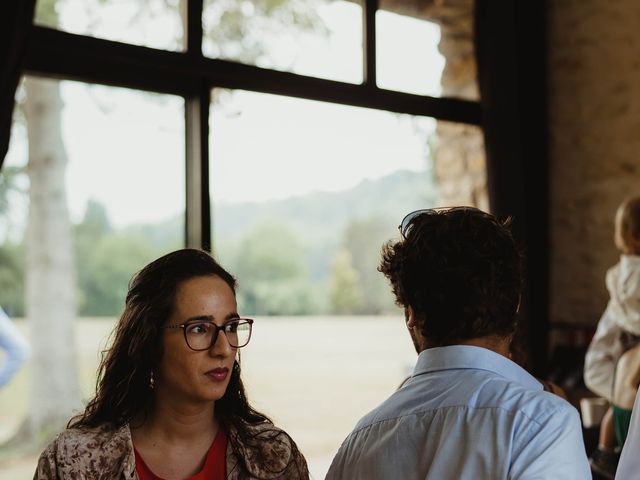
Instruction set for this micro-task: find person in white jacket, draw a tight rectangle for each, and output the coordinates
[584,195,640,478]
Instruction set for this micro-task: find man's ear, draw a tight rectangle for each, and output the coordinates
[406,306,417,328]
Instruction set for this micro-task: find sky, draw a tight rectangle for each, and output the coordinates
[4,1,444,229]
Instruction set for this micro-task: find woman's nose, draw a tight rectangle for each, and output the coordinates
[209,330,233,356]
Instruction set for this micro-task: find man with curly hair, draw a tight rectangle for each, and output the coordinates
[326,207,589,480]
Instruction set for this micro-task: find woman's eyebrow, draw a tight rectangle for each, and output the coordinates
[183,315,214,323]
[183,313,239,323]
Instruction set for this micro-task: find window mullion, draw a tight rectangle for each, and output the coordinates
[186,0,204,55]
[363,0,378,88]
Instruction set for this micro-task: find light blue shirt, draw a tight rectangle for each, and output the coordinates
[0,306,31,388]
[327,345,590,479]
[616,388,640,479]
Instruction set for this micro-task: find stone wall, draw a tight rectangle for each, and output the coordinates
[548,1,640,327]
[399,0,488,210]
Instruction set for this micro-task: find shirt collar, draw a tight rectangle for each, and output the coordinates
[412,345,543,391]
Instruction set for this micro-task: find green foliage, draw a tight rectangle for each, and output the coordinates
[329,248,364,314]
[213,170,434,315]
[75,199,111,239]
[229,222,318,315]
[74,200,177,316]
[34,0,59,26]
[0,166,26,218]
[0,168,26,316]
[343,217,398,314]
[0,169,430,318]
[238,279,321,316]
[234,222,305,281]
[0,242,25,316]
[205,0,327,63]
[0,196,181,318]
[76,233,158,316]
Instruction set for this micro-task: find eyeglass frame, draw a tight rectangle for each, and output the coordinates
[165,317,254,351]
[398,206,483,240]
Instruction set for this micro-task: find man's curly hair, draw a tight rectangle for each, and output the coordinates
[379,207,522,347]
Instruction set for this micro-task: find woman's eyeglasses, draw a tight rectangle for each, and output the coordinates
[165,318,253,351]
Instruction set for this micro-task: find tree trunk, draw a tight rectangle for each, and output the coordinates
[18,76,80,441]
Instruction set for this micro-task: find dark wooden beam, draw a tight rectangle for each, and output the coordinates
[186,0,203,56]
[363,0,378,87]
[23,26,481,125]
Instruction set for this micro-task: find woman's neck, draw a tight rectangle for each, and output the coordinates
[130,395,221,480]
[133,394,218,445]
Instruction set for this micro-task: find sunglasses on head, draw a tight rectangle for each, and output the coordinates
[398,206,482,239]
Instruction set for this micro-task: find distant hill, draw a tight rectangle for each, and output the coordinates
[121,169,437,284]
[213,168,436,246]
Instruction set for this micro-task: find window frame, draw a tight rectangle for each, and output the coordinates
[23,0,482,251]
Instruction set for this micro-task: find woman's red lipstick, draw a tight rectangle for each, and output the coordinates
[206,367,229,381]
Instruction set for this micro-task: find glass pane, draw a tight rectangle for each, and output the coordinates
[209,89,441,478]
[34,0,184,51]
[377,2,478,100]
[203,0,363,83]
[0,77,184,474]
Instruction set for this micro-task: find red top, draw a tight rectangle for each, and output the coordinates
[134,428,227,480]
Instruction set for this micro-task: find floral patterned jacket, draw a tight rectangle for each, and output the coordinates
[33,421,309,480]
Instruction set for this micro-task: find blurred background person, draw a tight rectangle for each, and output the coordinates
[0,305,30,388]
[584,196,640,478]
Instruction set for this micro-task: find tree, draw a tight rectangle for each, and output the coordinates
[79,234,158,316]
[75,199,111,240]
[0,165,24,219]
[329,247,364,314]
[0,243,24,317]
[232,222,316,315]
[0,166,25,316]
[343,217,397,314]
[19,74,81,440]
[204,0,326,64]
[74,200,160,316]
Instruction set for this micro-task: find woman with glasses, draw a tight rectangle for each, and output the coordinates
[34,248,309,480]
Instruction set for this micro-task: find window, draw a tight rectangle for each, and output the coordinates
[378,0,479,100]
[0,1,482,477]
[34,0,184,51]
[376,8,444,96]
[203,0,363,83]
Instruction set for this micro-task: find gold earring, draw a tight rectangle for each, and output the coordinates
[149,371,155,389]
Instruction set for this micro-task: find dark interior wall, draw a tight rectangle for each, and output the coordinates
[548,1,640,333]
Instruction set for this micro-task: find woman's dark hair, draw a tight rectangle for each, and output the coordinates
[379,207,522,346]
[69,248,271,461]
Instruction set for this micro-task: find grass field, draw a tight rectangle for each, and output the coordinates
[0,315,416,479]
